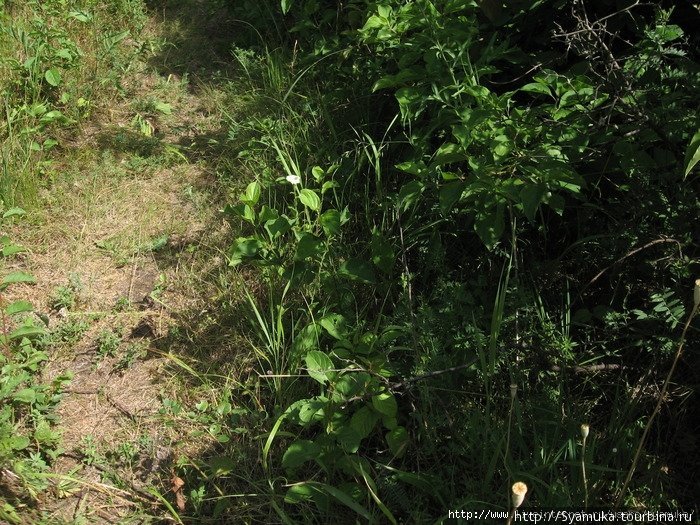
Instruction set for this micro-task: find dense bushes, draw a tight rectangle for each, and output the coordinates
[222,0,699,521]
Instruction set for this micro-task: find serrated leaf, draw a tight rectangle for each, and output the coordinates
[8,435,30,451]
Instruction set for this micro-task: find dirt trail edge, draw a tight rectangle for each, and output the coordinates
[7,4,237,522]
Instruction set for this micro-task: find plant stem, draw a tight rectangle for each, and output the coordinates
[614,303,698,508]
[582,436,588,509]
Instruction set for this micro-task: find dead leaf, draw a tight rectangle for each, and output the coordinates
[171,471,186,511]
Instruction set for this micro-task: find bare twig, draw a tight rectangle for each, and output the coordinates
[551,363,623,373]
[578,237,681,298]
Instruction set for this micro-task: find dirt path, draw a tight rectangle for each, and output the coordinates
[6,4,240,522]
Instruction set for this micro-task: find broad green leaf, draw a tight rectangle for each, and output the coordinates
[14,388,36,404]
[370,230,394,274]
[154,102,172,115]
[282,439,320,471]
[243,181,261,206]
[311,166,325,181]
[335,424,362,453]
[305,351,335,384]
[10,325,46,340]
[2,244,26,257]
[227,237,262,266]
[208,456,236,476]
[683,129,700,178]
[265,216,291,239]
[398,180,424,211]
[319,314,346,340]
[521,82,552,95]
[297,397,327,424]
[44,68,62,87]
[69,10,91,22]
[320,209,341,236]
[295,232,324,260]
[395,161,427,177]
[432,143,464,166]
[338,258,376,284]
[372,392,397,418]
[286,482,372,520]
[386,426,409,458]
[299,189,321,211]
[285,483,316,504]
[5,300,33,315]
[258,205,278,223]
[292,323,319,356]
[2,207,26,219]
[395,87,421,119]
[520,184,547,222]
[1,271,37,288]
[474,203,505,248]
[439,181,466,214]
[332,372,372,400]
[280,0,294,14]
[350,405,380,439]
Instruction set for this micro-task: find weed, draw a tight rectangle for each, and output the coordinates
[50,273,82,311]
[113,340,147,373]
[49,318,90,346]
[95,328,122,361]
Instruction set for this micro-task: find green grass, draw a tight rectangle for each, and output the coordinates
[2,1,698,523]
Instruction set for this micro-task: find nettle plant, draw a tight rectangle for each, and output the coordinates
[0,208,68,511]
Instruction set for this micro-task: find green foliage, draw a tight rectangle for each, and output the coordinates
[0,208,69,515]
[219,0,700,521]
[0,0,148,204]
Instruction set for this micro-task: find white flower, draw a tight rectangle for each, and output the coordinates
[285,175,301,185]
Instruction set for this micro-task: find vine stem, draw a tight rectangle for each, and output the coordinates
[614,299,698,508]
